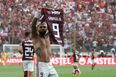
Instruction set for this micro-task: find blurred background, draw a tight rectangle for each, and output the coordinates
[0,0,116,58]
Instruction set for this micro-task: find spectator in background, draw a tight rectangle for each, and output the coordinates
[110,48,115,57]
[13,52,17,58]
[1,51,7,66]
[98,50,106,57]
[92,40,98,51]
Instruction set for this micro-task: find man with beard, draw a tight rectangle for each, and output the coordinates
[31,11,59,77]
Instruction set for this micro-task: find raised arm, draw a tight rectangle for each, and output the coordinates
[31,10,40,38]
[31,17,38,38]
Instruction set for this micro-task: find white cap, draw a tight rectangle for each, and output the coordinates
[100,50,104,53]
[111,48,115,51]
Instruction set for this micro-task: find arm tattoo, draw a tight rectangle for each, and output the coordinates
[35,48,42,56]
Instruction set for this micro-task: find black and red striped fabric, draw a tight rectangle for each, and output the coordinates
[22,40,34,60]
[41,7,64,45]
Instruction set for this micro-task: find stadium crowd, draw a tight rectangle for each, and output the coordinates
[0,0,116,54]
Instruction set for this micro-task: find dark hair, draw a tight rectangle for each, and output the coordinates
[25,31,30,37]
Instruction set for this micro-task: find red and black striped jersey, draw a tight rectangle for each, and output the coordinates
[21,40,34,60]
[41,7,64,45]
[72,50,80,62]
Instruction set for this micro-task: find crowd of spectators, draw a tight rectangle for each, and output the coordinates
[63,0,116,53]
[0,0,116,53]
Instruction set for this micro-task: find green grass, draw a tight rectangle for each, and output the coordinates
[0,65,23,77]
[0,65,116,77]
[56,66,116,77]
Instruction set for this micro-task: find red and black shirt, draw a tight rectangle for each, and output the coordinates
[22,40,34,60]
